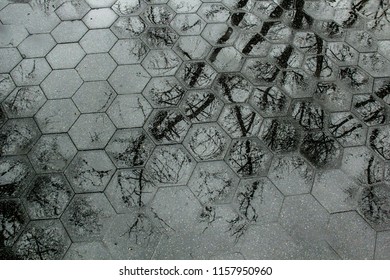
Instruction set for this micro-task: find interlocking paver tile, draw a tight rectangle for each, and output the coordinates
[23,174,73,220]
[0,118,40,156]
[47,43,86,70]
[18,34,56,59]
[80,29,118,54]
[76,53,117,81]
[61,193,115,242]
[65,150,116,193]
[35,99,80,134]
[68,113,116,150]
[41,69,83,99]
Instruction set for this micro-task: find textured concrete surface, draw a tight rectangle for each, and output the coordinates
[0,0,390,260]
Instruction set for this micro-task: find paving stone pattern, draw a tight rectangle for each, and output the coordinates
[0,0,390,260]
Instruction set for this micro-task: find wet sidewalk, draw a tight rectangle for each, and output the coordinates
[0,0,390,260]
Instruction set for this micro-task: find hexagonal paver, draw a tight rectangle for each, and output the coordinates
[103,211,161,259]
[212,74,252,103]
[142,76,185,108]
[72,81,116,113]
[82,8,118,29]
[0,48,22,73]
[369,126,390,161]
[14,219,71,260]
[0,24,28,48]
[105,169,157,213]
[314,82,352,112]
[291,99,326,130]
[65,150,116,193]
[326,41,359,66]
[280,194,329,242]
[3,86,46,118]
[146,109,190,144]
[143,4,175,25]
[358,53,390,78]
[68,113,116,150]
[268,155,314,196]
[76,53,117,81]
[188,161,239,205]
[339,66,374,94]
[142,49,181,76]
[145,144,196,187]
[198,3,231,23]
[80,29,117,54]
[0,74,15,102]
[346,30,378,52]
[24,174,73,220]
[141,26,179,49]
[51,20,88,43]
[180,90,223,123]
[111,16,147,38]
[18,34,56,59]
[105,128,154,168]
[108,65,150,94]
[245,191,290,234]
[304,54,338,80]
[177,61,217,89]
[234,32,271,57]
[28,134,77,173]
[208,47,244,72]
[259,118,301,153]
[171,14,206,36]
[11,58,51,86]
[35,99,80,133]
[329,112,367,147]
[0,3,32,26]
[107,94,152,128]
[41,69,83,99]
[201,23,238,46]
[226,138,272,177]
[183,123,231,161]
[218,104,262,138]
[242,58,280,85]
[358,184,390,231]
[0,200,29,247]
[0,156,35,199]
[168,0,202,13]
[300,131,343,168]
[313,170,359,213]
[47,44,85,69]
[109,39,148,65]
[373,77,390,106]
[327,211,376,260]
[173,36,211,61]
[150,186,202,233]
[352,95,386,126]
[0,118,40,156]
[342,146,384,185]
[55,0,90,20]
[249,86,290,117]
[112,0,145,15]
[61,193,115,242]
[64,241,112,260]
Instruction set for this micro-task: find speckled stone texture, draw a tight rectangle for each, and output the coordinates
[0,0,390,260]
